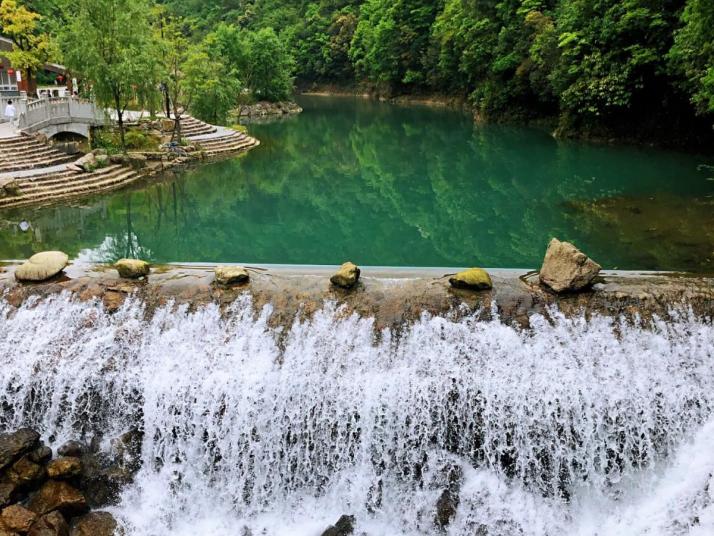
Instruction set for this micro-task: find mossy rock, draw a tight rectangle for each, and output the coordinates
[114,259,150,279]
[330,262,361,289]
[449,268,493,290]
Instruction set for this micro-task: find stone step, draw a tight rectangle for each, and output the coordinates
[0,139,48,151]
[196,135,252,152]
[0,153,75,172]
[202,139,259,157]
[0,135,40,147]
[16,170,133,198]
[180,124,217,136]
[17,165,124,191]
[200,134,252,146]
[0,146,68,160]
[0,169,139,208]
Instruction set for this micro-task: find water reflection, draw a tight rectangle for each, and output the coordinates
[0,96,712,270]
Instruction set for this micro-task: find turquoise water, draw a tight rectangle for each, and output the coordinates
[0,96,712,270]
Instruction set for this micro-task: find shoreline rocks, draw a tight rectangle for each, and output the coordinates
[15,252,69,283]
[235,101,302,119]
[539,238,601,293]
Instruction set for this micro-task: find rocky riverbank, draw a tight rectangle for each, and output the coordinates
[234,101,303,120]
[0,428,141,536]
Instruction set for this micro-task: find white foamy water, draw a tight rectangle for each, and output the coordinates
[1,292,713,535]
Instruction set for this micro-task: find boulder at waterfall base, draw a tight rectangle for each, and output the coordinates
[27,510,68,536]
[320,514,355,536]
[15,252,69,282]
[28,481,88,516]
[1,504,38,532]
[47,458,82,480]
[0,429,40,471]
[69,511,118,536]
[539,238,601,293]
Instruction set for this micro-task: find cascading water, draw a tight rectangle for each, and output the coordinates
[1,292,713,535]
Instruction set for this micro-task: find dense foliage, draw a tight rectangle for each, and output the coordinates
[1,0,713,141]
[159,0,714,138]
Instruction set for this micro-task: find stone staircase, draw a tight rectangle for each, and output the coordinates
[0,135,76,172]
[0,116,260,209]
[190,131,260,158]
[0,164,140,209]
[179,116,217,137]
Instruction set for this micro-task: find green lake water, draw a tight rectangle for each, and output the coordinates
[0,95,712,270]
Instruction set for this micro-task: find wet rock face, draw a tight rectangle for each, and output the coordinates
[14,252,69,283]
[449,268,493,290]
[0,429,43,508]
[0,429,41,472]
[330,262,361,289]
[1,503,38,532]
[320,514,355,536]
[539,238,601,293]
[433,463,463,529]
[56,442,87,459]
[5,455,46,490]
[435,490,458,528]
[27,511,68,536]
[114,259,150,280]
[28,481,88,517]
[68,511,117,536]
[46,458,82,480]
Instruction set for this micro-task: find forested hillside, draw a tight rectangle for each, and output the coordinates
[158,0,714,144]
[4,0,714,145]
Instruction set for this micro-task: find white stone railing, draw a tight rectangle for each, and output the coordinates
[17,97,106,133]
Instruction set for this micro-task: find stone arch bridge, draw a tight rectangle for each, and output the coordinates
[17,97,106,139]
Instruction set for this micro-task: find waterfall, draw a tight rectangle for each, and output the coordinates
[1,292,713,535]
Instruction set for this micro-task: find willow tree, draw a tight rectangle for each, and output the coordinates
[60,0,159,151]
[0,0,56,94]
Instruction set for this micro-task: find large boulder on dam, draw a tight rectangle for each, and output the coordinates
[15,252,69,282]
[539,238,601,293]
[114,259,150,279]
[449,268,493,290]
[214,266,250,286]
[330,262,361,289]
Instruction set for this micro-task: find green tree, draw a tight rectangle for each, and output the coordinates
[668,0,714,114]
[350,0,439,92]
[61,0,159,150]
[0,0,56,93]
[551,0,677,123]
[244,27,294,101]
[184,42,240,124]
